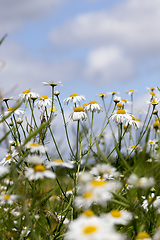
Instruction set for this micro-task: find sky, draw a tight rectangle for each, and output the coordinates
[0,0,160,113]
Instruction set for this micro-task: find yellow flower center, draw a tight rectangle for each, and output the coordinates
[99,93,105,97]
[149,92,155,96]
[3,195,11,200]
[7,107,14,111]
[111,91,116,95]
[29,143,39,147]
[34,165,46,172]
[149,141,153,145]
[42,95,48,99]
[91,179,106,187]
[82,210,94,217]
[156,117,160,121]
[129,90,135,93]
[110,210,121,218]
[22,90,31,94]
[53,159,64,163]
[116,109,126,114]
[83,103,88,108]
[132,116,135,120]
[136,232,150,239]
[5,155,11,161]
[89,100,97,104]
[136,118,140,122]
[121,99,127,103]
[153,121,160,128]
[117,103,124,108]
[83,226,97,235]
[151,99,158,105]
[70,94,78,97]
[83,192,92,198]
[74,107,84,112]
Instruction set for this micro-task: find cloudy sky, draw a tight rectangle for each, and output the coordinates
[0,0,160,109]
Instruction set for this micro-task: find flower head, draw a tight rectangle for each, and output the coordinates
[0,194,18,205]
[35,95,53,109]
[25,141,47,153]
[46,159,74,168]
[25,165,56,180]
[42,81,62,87]
[84,101,103,113]
[63,94,86,105]
[111,109,132,124]
[69,107,87,121]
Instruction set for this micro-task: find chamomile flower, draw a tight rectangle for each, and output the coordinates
[125,90,137,95]
[96,93,107,98]
[25,165,56,180]
[0,194,18,205]
[29,92,40,101]
[63,94,86,105]
[25,141,47,153]
[113,95,121,103]
[69,106,87,121]
[111,109,132,124]
[25,155,45,165]
[146,98,160,106]
[46,159,74,169]
[127,173,155,189]
[1,150,18,166]
[42,81,62,87]
[35,95,52,109]
[2,107,24,118]
[107,91,119,96]
[102,209,132,225]
[1,96,14,103]
[90,164,120,180]
[84,101,103,113]
[65,215,113,240]
[18,90,32,101]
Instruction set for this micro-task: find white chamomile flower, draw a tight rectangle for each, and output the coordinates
[136,232,151,240]
[29,92,40,101]
[25,141,47,153]
[113,95,121,103]
[35,95,53,109]
[153,196,160,213]
[146,98,160,106]
[1,150,18,166]
[84,100,103,113]
[65,215,113,240]
[108,91,119,96]
[25,155,45,165]
[127,173,155,189]
[69,106,87,121]
[125,89,137,95]
[102,209,132,225]
[1,107,24,118]
[90,164,120,179]
[96,93,107,98]
[0,194,18,205]
[46,159,74,169]
[63,94,86,105]
[111,109,132,124]
[43,81,62,87]
[25,165,56,180]
[17,90,32,101]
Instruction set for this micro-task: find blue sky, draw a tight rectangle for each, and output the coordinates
[0,0,160,111]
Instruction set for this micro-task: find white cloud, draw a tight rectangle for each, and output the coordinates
[0,0,61,34]
[85,46,135,83]
[49,0,160,83]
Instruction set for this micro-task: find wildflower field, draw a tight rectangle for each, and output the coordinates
[1,78,160,240]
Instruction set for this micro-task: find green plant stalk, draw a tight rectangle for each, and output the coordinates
[28,99,38,129]
[56,95,75,157]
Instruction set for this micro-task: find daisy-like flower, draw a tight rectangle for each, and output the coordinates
[1,150,18,166]
[1,96,14,103]
[25,165,56,180]
[101,209,132,225]
[25,141,47,153]
[113,95,121,103]
[96,93,107,98]
[127,173,155,189]
[35,95,53,109]
[46,159,74,169]
[111,109,132,124]
[25,155,45,165]
[127,145,142,152]
[65,214,116,240]
[84,101,103,113]
[146,87,156,92]
[17,90,32,101]
[107,91,119,96]
[136,232,151,240]
[0,194,18,205]
[69,106,87,121]
[1,107,24,118]
[63,94,86,105]
[146,98,160,106]
[29,92,40,101]
[43,81,62,87]
[153,121,160,131]
[125,90,137,95]
[90,163,120,180]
